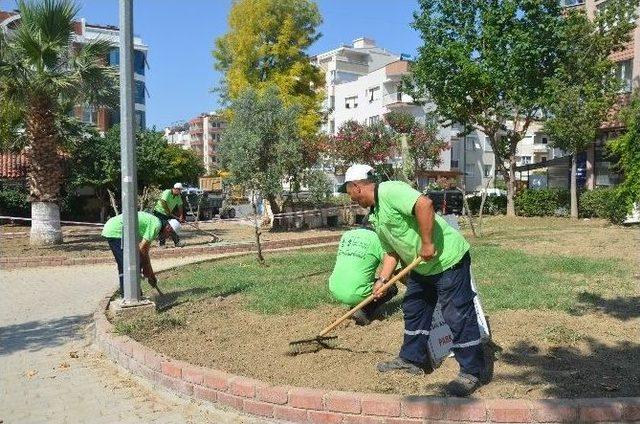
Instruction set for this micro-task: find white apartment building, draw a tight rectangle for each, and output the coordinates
[313,37,559,192]
[164,123,191,149]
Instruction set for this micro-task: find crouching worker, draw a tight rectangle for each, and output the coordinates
[101,211,181,297]
[329,227,400,325]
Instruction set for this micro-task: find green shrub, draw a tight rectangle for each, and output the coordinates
[515,188,570,217]
[304,170,333,207]
[579,187,629,223]
[0,183,29,217]
[579,187,615,219]
[467,195,507,215]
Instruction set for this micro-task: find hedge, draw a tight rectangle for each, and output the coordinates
[514,188,570,217]
[579,187,628,224]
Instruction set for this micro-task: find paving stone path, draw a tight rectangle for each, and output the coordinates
[0,256,279,424]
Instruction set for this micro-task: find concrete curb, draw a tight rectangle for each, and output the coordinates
[0,234,342,269]
[92,253,640,424]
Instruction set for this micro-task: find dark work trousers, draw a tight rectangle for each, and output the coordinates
[399,252,484,377]
[106,237,124,296]
[106,237,143,298]
[152,210,180,246]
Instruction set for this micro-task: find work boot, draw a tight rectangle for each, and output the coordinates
[444,373,482,397]
[351,309,372,326]
[377,357,427,376]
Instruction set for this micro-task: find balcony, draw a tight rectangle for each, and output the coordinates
[382,92,413,108]
[532,144,550,153]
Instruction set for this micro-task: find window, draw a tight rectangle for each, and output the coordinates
[465,136,480,150]
[134,111,146,130]
[541,136,548,144]
[345,96,358,109]
[616,59,633,93]
[82,104,96,124]
[329,96,335,109]
[134,50,145,75]
[465,164,476,177]
[108,48,119,66]
[134,80,146,105]
[329,120,335,134]
[521,156,532,165]
[368,86,380,102]
[368,115,380,125]
[541,156,547,162]
[484,136,493,152]
[483,165,492,178]
[450,159,459,169]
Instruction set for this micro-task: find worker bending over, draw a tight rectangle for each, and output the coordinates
[329,227,399,325]
[102,211,181,297]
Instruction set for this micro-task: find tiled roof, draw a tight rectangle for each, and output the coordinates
[0,151,28,179]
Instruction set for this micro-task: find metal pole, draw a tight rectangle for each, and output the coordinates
[119,0,140,302]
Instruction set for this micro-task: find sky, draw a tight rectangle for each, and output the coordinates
[2,0,423,129]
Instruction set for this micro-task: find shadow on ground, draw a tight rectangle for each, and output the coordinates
[0,314,91,356]
[573,292,640,321]
[496,338,640,398]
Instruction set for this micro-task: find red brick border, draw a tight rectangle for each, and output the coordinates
[0,234,341,269]
[92,254,640,424]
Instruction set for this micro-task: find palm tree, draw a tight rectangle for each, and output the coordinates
[0,0,117,245]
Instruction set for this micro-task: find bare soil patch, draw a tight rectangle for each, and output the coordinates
[127,294,640,399]
[0,220,344,259]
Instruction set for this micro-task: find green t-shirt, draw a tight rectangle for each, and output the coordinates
[368,181,469,276]
[101,211,163,242]
[328,229,385,306]
[154,189,183,215]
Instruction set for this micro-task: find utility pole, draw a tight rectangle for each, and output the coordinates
[119,0,140,303]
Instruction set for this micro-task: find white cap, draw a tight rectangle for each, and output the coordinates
[173,182,184,190]
[168,219,181,235]
[338,164,374,193]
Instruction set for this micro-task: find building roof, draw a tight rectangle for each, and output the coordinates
[0,151,28,180]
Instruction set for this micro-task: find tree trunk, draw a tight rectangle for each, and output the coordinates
[266,193,281,215]
[251,193,265,264]
[571,154,578,219]
[30,201,62,245]
[25,95,64,245]
[506,155,517,217]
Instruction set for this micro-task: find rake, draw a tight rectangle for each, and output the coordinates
[288,256,423,355]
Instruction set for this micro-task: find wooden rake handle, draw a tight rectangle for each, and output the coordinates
[318,256,423,337]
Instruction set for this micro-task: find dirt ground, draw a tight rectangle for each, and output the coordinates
[117,216,640,399]
[0,220,344,259]
[129,293,640,399]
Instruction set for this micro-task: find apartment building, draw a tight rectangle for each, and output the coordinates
[0,10,148,132]
[187,113,226,174]
[560,0,638,189]
[164,123,191,149]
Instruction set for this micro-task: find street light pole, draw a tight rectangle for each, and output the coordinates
[119,0,140,302]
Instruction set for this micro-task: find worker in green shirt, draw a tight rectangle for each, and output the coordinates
[339,164,490,397]
[328,227,399,325]
[101,211,181,296]
[153,183,185,247]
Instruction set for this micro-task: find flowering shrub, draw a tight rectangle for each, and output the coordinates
[408,122,450,170]
[331,120,396,165]
[385,110,416,134]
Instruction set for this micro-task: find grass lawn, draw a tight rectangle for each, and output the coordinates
[147,216,637,316]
